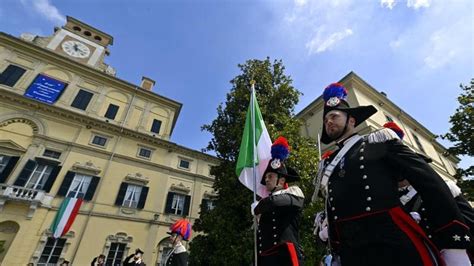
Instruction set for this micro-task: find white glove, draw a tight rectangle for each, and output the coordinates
[440,249,471,266]
[319,225,329,241]
[250,201,259,216]
[409,212,421,223]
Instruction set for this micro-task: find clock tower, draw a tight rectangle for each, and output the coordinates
[45,16,115,74]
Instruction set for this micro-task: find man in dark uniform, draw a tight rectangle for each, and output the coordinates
[314,83,472,265]
[253,136,305,266]
[123,249,145,266]
[164,218,191,266]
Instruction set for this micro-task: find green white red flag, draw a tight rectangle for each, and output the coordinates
[236,88,272,198]
[50,197,83,238]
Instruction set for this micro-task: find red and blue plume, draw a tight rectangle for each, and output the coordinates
[323,83,348,102]
[170,219,192,241]
[271,136,290,160]
[383,122,404,139]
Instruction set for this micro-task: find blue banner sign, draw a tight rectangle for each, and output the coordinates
[24,74,67,104]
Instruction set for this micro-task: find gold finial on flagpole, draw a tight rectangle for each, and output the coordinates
[250,80,256,86]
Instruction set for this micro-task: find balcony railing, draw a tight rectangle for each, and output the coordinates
[0,184,52,218]
[0,185,44,201]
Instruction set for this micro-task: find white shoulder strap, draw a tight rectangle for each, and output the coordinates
[319,135,362,192]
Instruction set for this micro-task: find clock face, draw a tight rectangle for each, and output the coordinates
[61,40,91,58]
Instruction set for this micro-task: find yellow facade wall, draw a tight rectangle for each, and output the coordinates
[0,27,217,265]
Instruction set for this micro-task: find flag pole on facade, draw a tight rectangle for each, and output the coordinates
[236,80,272,265]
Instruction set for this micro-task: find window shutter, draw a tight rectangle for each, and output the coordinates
[164,192,174,214]
[57,171,75,196]
[0,65,26,87]
[14,160,37,187]
[43,165,62,192]
[104,104,119,120]
[0,156,19,183]
[84,176,100,201]
[183,195,191,216]
[201,198,209,211]
[137,186,149,209]
[114,182,128,206]
[151,119,162,134]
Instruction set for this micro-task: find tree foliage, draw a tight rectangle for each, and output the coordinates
[441,79,474,178]
[189,58,325,265]
[440,79,473,199]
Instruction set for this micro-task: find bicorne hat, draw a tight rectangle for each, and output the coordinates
[321,83,377,144]
[260,136,300,185]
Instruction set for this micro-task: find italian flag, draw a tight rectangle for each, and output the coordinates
[236,88,272,198]
[50,197,83,238]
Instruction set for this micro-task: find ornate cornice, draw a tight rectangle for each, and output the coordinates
[0,117,38,133]
[106,232,133,243]
[0,32,182,134]
[170,183,191,194]
[72,160,102,175]
[125,172,149,185]
[203,190,218,198]
[0,89,219,163]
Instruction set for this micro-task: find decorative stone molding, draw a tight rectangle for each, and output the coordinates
[169,183,190,194]
[0,91,219,163]
[0,140,26,155]
[72,160,102,175]
[125,172,149,185]
[103,232,133,258]
[120,207,137,215]
[0,185,47,219]
[20,33,37,42]
[30,229,74,264]
[106,232,133,243]
[203,191,218,199]
[105,65,116,76]
[35,155,62,165]
[0,118,39,133]
[0,221,19,234]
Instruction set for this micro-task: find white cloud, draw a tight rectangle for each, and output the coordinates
[270,0,472,68]
[21,0,65,24]
[392,1,473,69]
[277,0,361,55]
[294,0,307,7]
[306,28,353,54]
[381,0,397,9]
[406,0,431,9]
[423,27,460,69]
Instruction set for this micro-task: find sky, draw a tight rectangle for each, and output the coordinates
[0,0,472,169]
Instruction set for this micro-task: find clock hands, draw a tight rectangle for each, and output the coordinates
[62,41,90,58]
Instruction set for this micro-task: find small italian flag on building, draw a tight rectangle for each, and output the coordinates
[50,197,83,238]
[236,87,272,198]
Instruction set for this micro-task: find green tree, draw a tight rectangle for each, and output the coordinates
[189,58,325,265]
[441,79,473,199]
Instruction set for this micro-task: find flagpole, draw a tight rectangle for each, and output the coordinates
[250,80,258,266]
[317,133,321,160]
